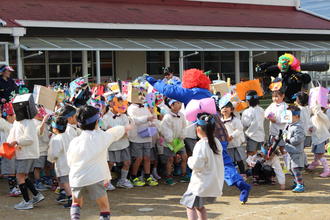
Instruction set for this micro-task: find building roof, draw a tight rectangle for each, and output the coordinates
[0,0,329,30]
[300,0,330,21]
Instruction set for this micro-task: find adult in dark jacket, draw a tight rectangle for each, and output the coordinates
[0,65,17,103]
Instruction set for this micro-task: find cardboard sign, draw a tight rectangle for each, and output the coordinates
[127,84,146,104]
[211,80,229,96]
[33,85,57,111]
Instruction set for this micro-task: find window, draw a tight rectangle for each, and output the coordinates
[146,51,164,75]
[92,51,113,78]
[23,50,46,81]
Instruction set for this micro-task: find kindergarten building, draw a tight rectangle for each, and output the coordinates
[0,0,330,89]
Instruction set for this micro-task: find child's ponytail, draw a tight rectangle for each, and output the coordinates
[197,113,219,155]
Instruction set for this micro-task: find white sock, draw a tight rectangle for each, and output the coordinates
[121,169,128,181]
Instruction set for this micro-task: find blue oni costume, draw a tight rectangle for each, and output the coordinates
[146,72,251,204]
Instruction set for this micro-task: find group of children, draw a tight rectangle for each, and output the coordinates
[244,89,330,193]
[0,82,330,219]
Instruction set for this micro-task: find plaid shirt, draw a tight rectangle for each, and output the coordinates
[214,113,229,142]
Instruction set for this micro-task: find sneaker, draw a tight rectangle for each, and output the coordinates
[14,200,33,210]
[117,179,133,189]
[132,177,146,187]
[145,177,158,186]
[56,192,68,203]
[173,165,182,176]
[282,168,290,175]
[54,187,61,194]
[41,176,53,188]
[308,161,320,170]
[32,193,45,205]
[292,184,305,193]
[320,170,330,178]
[9,187,21,197]
[35,182,48,191]
[106,183,116,191]
[180,174,190,183]
[63,197,72,208]
[165,177,176,186]
[152,172,162,180]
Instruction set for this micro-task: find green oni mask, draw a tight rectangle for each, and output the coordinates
[278,57,290,72]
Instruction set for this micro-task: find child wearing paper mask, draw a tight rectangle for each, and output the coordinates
[220,102,246,177]
[33,107,51,192]
[308,105,330,177]
[104,95,133,191]
[283,105,306,192]
[264,90,289,172]
[160,98,188,185]
[47,116,72,208]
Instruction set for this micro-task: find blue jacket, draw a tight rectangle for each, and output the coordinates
[146,76,212,106]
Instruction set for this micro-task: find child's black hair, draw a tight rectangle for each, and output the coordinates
[77,105,99,130]
[246,90,259,107]
[104,105,110,115]
[296,92,309,107]
[59,104,77,119]
[287,105,301,117]
[196,113,219,155]
[53,116,68,133]
[221,101,235,118]
[164,97,172,108]
[272,90,285,97]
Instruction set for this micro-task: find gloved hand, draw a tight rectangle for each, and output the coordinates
[145,75,157,85]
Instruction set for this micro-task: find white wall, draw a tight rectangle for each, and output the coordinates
[188,0,300,7]
[115,51,146,80]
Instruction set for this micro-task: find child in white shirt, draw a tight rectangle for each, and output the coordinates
[221,102,246,176]
[127,103,158,187]
[48,116,72,208]
[160,99,187,185]
[59,104,80,137]
[180,113,224,219]
[67,105,131,220]
[33,109,50,191]
[242,90,265,156]
[105,103,133,190]
[264,90,289,170]
[295,92,312,167]
[308,105,330,177]
[0,106,18,196]
[7,116,44,210]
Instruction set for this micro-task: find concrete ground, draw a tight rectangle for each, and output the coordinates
[0,150,330,220]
